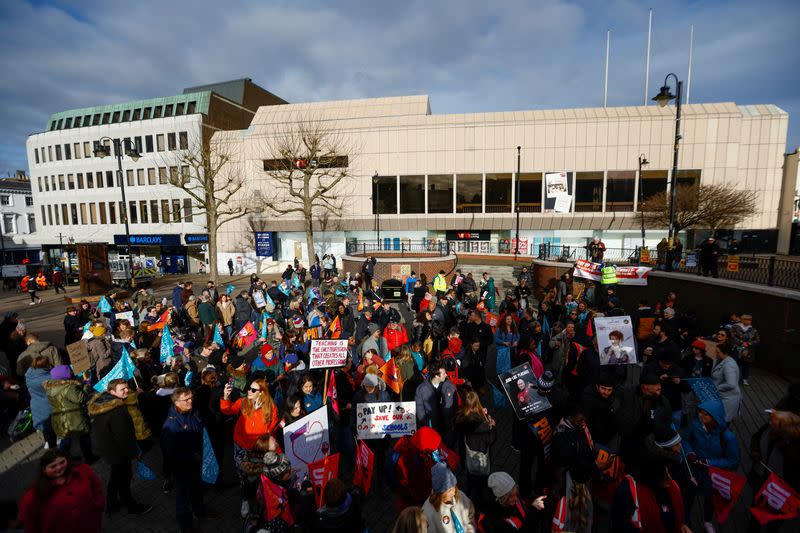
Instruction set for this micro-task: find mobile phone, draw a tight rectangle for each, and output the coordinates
[227,377,235,387]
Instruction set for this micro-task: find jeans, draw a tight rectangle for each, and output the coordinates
[59,433,93,458]
[739,359,751,380]
[108,460,135,509]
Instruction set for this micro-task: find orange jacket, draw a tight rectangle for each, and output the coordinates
[220,397,279,449]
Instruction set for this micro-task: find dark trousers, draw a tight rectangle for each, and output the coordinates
[175,469,205,529]
[59,433,93,458]
[108,460,135,508]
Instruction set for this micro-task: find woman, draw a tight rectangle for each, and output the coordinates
[711,343,741,423]
[220,377,280,517]
[44,365,94,461]
[454,391,496,507]
[299,373,322,413]
[26,356,56,448]
[422,463,476,533]
[215,294,236,339]
[276,392,306,446]
[611,465,689,533]
[680,340,713,378]
[393,507,427,533]
[18,449,105,533]
[556,272,571,305]
[87,320,113,379]
[492,315,519,407]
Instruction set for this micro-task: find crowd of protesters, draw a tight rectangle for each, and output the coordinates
[0,251,798,533]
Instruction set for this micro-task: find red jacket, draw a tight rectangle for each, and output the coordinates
[18,463,105,533]
[384,325,409,353]
[393,426,460,511]
[220,397,280,449]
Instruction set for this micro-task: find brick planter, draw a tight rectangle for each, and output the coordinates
[342,254,458,284]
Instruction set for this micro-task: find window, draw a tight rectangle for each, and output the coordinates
[175,103,185,115]
[575,172,604,212]
[96,171,104,189]
[39,147,45,163]
[137,169,145,186]
[83,115,91,127]
[132,108,141,120]
[128,201,137,224]
[153,106,162,118]
[169,167,178,184]
[25,196,34,207]
[517,173,542,212]
[106,171,114,188]
[34,149,39,164]
[164,104,173,117]
[145,135,154,153]
[606,171,636,212]
[101,112,110,125]
[55,145,62,160]
[46,205,52,225]
[143,107,152,120]
[456,174,483,213]
[179,131,188,150]
[126,169,134,186]
[61,205,68,225]
[27,214,36,233]
[89,203,96,224]
[150,200,159,223]
[172,199,181,222]
[79,203,87,224]
[134,136,142,153]
[167,133,176,150]
[48,146,53,161]
[70,204,78,225]
[37,177,42,192]
[51,176,56,190]
[427,175,454,214]
[112,138,120,156]
[2,215,14,234]
[77,173,84,189]
[161,200,170,223]
[156,134,165,152]
[73,143,81,159]
[485,173,512,213]
[83,141,91,158]
[108,202,116,224]
[45,176,50,191]
[58,175,65,190]
[139,201,148,224]
[99,202,107,224]
[87,172,94,189]
[187,101,196,114]
[122,110,130,122]
[399,175,425,214]
[54,204,60,225]
[56,119,63,130]
[67,174,75,190]
[158,167,168,185]
[183,199,193,222]
[148,168,156,185]
[181,165,189,180]
[73,117,81,128]
[639,170,668,209]
[92,114,101,126]
[64,144,71,160]
[65,117,73,129]
[111,111,120,123]
[372,176,397,214]
[0,195,10,206]
[676,169,701,210]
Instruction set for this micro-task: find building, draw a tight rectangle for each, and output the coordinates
[25,78,286,274]
[213,95,790,269]
[0,172,40,267]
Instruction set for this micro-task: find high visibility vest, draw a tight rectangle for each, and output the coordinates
[601,265,618,285]
[624,475,643,530]
[433,274,447,293]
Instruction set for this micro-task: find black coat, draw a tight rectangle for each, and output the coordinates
[679,353,713,378]
[88,393,138,465]
[63,314,83,346]
[581,385,620,446]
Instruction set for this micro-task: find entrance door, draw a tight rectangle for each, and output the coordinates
[164,254,187,274]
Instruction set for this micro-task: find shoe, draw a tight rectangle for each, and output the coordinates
[703,521,716,533]
[29,301,36,306]
[743,379,750,386]
[127,503,153,515]
[240,499,250,517]
[37,298,42,304]
[163,479,174,493]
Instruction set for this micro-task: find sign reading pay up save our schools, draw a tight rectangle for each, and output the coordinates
[356,402,416,439]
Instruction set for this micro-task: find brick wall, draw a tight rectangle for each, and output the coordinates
[342,254,458,285]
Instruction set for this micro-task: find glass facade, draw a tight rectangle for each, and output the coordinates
[427,175,454,214]
[456,174,482,213]
[399,175,425,214]
[606,171,635,212]
[517,173,542,212]
[574,171,604,212]
[485,173,512,213]
[372,176,397,215]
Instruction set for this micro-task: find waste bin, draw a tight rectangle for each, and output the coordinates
[380,278,404,302]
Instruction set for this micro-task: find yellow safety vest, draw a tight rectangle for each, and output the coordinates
[601,266,618,285]
[433,274,447,292]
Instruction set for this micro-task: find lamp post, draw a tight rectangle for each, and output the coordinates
[638,154,649,253]
[373,172,380,250]
[652,73,683,271]
[514,146,521,256]
[93,138,141,287]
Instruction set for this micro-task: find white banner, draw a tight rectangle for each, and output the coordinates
[553,193,573,213]
[356,402,416,439]
[309,339,349,369]
[595,315,638,365]
[282,406,330,483]
[573,259,601,281]
[572,260,651,286]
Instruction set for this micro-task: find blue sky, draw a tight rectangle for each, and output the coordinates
[1,0,798,174]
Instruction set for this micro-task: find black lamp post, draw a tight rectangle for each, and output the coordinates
[652,73,683,271]
[93,138,141,287]
[638,153,649,253]
[372,172,380,249]
[514,146,521,256]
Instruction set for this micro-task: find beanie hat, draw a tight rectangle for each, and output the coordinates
[654,426,682,448]
[691,340,707,351]
[90,324,106,337]
[431,463,457,493]
[640,372,661,386]
[260,344,274,356]
[263,452,292,480]
[538,370,555,392]
[367,323,380,335]
[362,373,380,388]
[50,365,72,380]
[292,317,304,329]
[488,472,516,499]
[447,337,463,354]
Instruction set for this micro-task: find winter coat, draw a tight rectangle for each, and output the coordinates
[315,490,365,531]
[710,356,741,422]
[18,463,105,533]
[161,404,204,473]
[581,384,620,447]
[393,427,460,510]
[87,336,113,377]
[198,301,216,326]
[415,379,457,430]
[64,314,84,346]
[454,412,495,455]
[125,390,152,440]
[26,367,53,428]
[385,325,410,353]
[730,323,760,362]
[184,299,200,326]
[171,285,184,309]
[88,392,139,464]
[234,296,252,325]
[220,397,280,449]
[615,386,673,462]
[679,353,713,378]
[44,379,90,437]
[681,399,740,494]
[16,341,63,377]
[547,330,574,377]
[216,301,235,326]
[422,492,476,533]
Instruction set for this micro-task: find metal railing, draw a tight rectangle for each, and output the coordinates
[345,241,452,257]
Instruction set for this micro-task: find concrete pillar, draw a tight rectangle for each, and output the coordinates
[777,149,799,255]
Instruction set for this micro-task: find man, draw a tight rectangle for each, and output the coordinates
[461,272,478,305]
[582,372,620,448]
[234,291,252,331]
[88,379,152,515]
[361,255,376,291]
[198,295,216,339]
[645,352,690,429]
[517,266,532,285]
[615,372,673,467]
[354,307,375,344]
[63,306,83,346]
[375,299,401,331]
[52,267,65,294]
[432,269,447,298]
[699,236,720,278]
[548,322,576,379]
[162,387,209,532]
[414,361,457,447]
[649,323,681,364]
[404,271,418,309]
[460,309,493,351]
[206,281,219,304]
[16,332,63,378]
[515,278,531,310]
[587,236,606,263]
[227,258,234,276]
[172,281,185,310]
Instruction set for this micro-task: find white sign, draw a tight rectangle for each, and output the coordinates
[545,171,568,198]
[553,193,573,213]
[595,315,638,365]
[309,339,349,369]
[282,407,330,484]
[356,402,416,439]
[573,260,651,286]
[115,311,135,325]
[252,290,266,309]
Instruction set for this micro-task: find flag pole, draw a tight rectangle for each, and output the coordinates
[323,368,330,402]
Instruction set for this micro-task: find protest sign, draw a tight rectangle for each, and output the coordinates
[356,401,416,439]
[66,340,90,375]
[282,407,330,484]
[594,316,638,365]
[545,171,568,198]
[252,290,267,308]
[553,194,573,213]
[686,377,722,403]
[308,453,340,507]
[309,339,349,369]
[573,259,651,286]
[500,363,551,419]
[115,311,135,324]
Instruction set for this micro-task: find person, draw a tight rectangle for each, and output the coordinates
[362,255,377,291]
[198,294,216,339]
[172,281,185,310]
[415,362,456,441]
[600,329,632,365]
[299,373,322,413]
[587,236,606,263]
[710,343,741,423]
[611,464,689,533]
[731,313,759,386]
[45,365,95,461]
[16,332,63,378]
[393,426,459,510]
[581,371,620,448]
[88,378,152,515]
[699,237,720,278]
[27,356,56,448]
[616,372,673,467]
[393,506,428,533]
[482,471,546,532]
[645,352,690,429]
[17,449,105,533]
[680,339,713,378]
[315,478,365,531]
[432,269,448,299]
[421,463,476,533]
[52,267,66,294]
[24,273,42,305]
[454,390,496,506]
[63,306,83,346]
[161,387,209,532]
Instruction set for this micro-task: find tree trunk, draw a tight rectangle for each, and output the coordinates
[305,225,316,267]
[207,210,218,283]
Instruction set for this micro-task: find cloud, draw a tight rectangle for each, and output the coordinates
[1,0,798,174]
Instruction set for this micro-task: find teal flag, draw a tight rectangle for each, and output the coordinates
[94,346,136,392]
[261,313,268,339]
[97,296,111,314]
[160,324,175,364]
[213,326,224,347]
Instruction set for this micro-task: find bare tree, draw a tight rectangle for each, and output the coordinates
[641,183,758,234]
[258,119,355,263]
[238,215,269,274]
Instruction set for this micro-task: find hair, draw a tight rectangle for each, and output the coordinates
[283,393,306,422]
[31,449,73,503]
[24,332,40,343]
[500,314,517,334]
[252,434,279,454]
[322,478,348,508]
[428,361,444,378]
[171,387,192,403]
[429,486,460,511]
[608,330,624,340]
[201,369,218,386]
[568,481,591,533]
[455,390,487,425]
[163,372,180,388]
[241,378,276,426]
[716,342,732,357]
[107,378,128,392]
[392,507,427,533]
[395,345,413,364]
[31,355,52,370]
[299,373,316,391]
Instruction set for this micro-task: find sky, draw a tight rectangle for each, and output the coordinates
[1,0,798,175]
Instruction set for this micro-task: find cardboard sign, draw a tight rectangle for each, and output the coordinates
[252,290,267,308]
[640,248,650,263]
[356,401,416,439]
[282,407,330,484]
[595,316,638,365]
[66,340,91,375]
[309,339,349,369]
[500,363,551,419]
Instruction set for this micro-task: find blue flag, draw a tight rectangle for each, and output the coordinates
[82,321,92,334]
[292,273,301,289]
[265,291,275,310]
[160,324,175,364]
[226,284,235,296]
[97,296,111,314]
[261,313,269,339]
[94,346,136,392]
[213,326,224,347]
[201,428,219,484]
[686,377,722,404]
[278,282,290,297]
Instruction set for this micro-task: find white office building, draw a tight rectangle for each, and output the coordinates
[0,173,39,267]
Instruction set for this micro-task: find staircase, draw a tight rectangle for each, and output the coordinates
[457,263,523,292]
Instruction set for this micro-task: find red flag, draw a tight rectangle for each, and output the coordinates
[353,440,375,495]
[328,315,342,339]
[708,466,746,524]
[234,321,257,349]
[326,370,339,416]
[260,474,294,526]
[750,472,800,525]
[379,358,403,395]
[308,453,340,508]
[147,308,171,331]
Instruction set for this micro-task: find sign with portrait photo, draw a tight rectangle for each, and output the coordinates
[594,315,638,365]
[499,363,551,420]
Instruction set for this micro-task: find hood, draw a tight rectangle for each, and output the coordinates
[88,391,125,416]
[27,341,55,355]
[43,379,82,391]
[698,399,727,429]
[409,426,442,453]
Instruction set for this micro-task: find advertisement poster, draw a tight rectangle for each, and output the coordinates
[545,172,568,198]
[283,407,330,483]
[594,316,637,365]
[499,363,551,419]
[309,339,349,369]
[356,401,416,439]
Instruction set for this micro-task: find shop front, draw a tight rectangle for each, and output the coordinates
[184,233,209,274]
[113,234,186,275]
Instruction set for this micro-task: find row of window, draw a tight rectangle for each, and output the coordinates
[38,199,193,227]
[371,170,701,215]
[49,101,198,131]
[33,131,190,165]
[36,165,190,193]
[0,194,33,207]
[2,214,36,235]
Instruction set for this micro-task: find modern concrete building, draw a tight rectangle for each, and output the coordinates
[0,172,39,266]
[213,95,790,270]
[25,78,286,274]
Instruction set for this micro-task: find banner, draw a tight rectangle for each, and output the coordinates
[115,311,135,325]
[750,472,800,525]
[282,407,330,484]
[160,323,175,364]
[594,316,638,365]
[529,416,553,461]
[308,453,340,507]
[353,440,375,495]
[499,362,551,419]
[309,339,349,369]
[212,326,224,347]
[709,466,746,524]
[573,259,651,286]
[66,340,91,375]
[595,446,624,480]
[379,358,403,395]
[326,369,339,416]
[356,401,416,439]
[234,321,258,349]
[573,259,601,281]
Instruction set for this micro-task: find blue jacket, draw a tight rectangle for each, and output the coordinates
[161,404,204,472]
[26,368,52,428]
[303,391,323,413]
[404,276,417,295]
[682,399,740,469]
[171,285,184,309]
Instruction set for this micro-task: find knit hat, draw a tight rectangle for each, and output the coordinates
[538,370,555,392]
[691,340,707,351]
[263,452,292,480]
[65,306,76,313]
[431,463,457,493]
[50,365,72,380]
[367,323,380,335]
[362,373,380,388]
[640,372,661,386]
[261,344,274,355]
[488,472,516,499]
[654,426,682,448]
[292,317,304,329]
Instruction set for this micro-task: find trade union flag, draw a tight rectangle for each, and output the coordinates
[750,472,800,525]
[708,466,746,524]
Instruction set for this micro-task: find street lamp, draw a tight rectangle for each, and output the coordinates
[372,172,380,249]
[638,154,649,253]
[514,146,521,256]
[652,73,683,271]
[93,138,141,287]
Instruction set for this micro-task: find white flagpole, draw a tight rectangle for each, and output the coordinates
[686,24,694,104]
[644,8,653,105]
[604,29,611,107]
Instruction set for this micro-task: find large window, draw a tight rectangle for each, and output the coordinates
[61,205,68,225]
[183,199,193,222]
[108,202,116,224]
[456,174,483,213]
[128,201,137,224]
[517,173,542,212]
[179,131,188,150]
[640,170,668,209]
[156,134,165,152]
[399,175,425,214]
[485,173,512,213]
[148,168,156,185]
[99,203,107,224]
[2,215,14,234]
[70,204,78,225]
[574,171,604,212]
[28,214,36,233]
[161,200,170,223]
[89,203,96,224]
[427,174,454,214]
[167,133,177,150]
[372,176,397,215]
[139,201,148,224]
[79,203,87,225]
[67,174,75,190]
[172,200,181,222]
[606,171,636,212]
[150,200,159,223]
